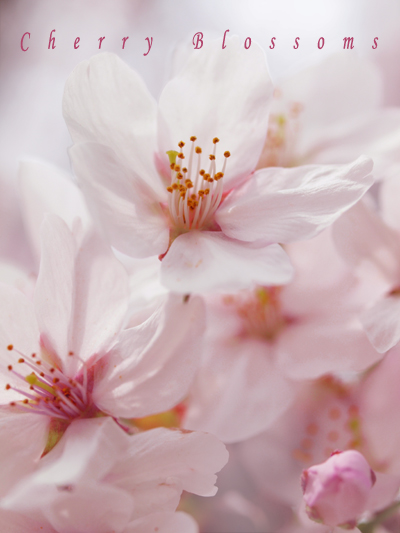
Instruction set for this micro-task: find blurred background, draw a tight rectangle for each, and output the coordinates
[1,0,399,179]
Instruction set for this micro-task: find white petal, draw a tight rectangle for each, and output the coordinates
[34,215,75,366]
[0,283,41,402]
[125,512,198,533]
[183,338,296,443]
[361,294,400,353]
[63,53,164,197]
[67,229,129,370]
[19,160,90,264]
[70,142,169,258]
[93,294,205,418]
[216,157,374,243]
[158,36,273,190]
[112,427,229,499]
[161,231,293,293]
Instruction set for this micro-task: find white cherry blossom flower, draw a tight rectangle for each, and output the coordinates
[63,37,375,293]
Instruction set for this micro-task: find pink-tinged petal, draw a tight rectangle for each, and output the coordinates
[216,157,374,244]
[70,142,169,258]
[161,232,293,293]
[1,420,134,532]
[0,413,49,496]
[332,200,400,285]
[0,510,56,533]
[43,483,133,533]
[19,160,90,265]
[158,36,273,190]
[360,347,400,474]
[277,53,382,159]
[66,229,128,372]
[277,317,381,380]
[366,472,400,514]
[361,294,400,353]
[112,427,229,499]
[381,174,400,232]
[125,512,198,533]
[183,338,296,443]
[304,110,400,182]
[93,294,205,418]
[0,283,41,402]
[63,53,164,198]
[34,215,76,366]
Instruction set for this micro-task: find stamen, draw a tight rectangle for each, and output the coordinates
[165,136,230,231]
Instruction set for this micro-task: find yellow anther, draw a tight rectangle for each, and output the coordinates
[172,183,179,190]
[174,164,180,172]
[213,137,220,144]
[199,169,205,176]
[182,167,188,173]
[166,150,179,165]
[224,151,231,158]
[178,141,185,148]
[190,136,197,141]
[209,154,215,160]
[195,147,202,154]
[178,153,185,159]
[204,188,210,194]
[167,186,173,193]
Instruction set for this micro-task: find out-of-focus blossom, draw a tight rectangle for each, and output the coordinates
[240,375,400,518]
[64,38,374,293]
[301,450,376,528]
[258,53,400,182]
[1,417,228,532]
[182,228,381,443]
[0,214,205,434]
[333,198,400,353]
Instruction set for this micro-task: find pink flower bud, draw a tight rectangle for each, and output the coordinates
[301,450,376,529]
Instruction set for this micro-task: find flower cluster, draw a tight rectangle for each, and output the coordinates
[2,31,400,533]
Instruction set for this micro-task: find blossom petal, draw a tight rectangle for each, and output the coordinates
[161,231,293,293]
[125,512,198,533]
[332,200,400,284]
[361,294,400,353]
[34,215,75,365]
[93,294,205,418]
[44,484,133,533]
[19,160,90,265]
[277,316,381,380]
[112,427,229,500]
[0,413,49,496]
[63,53,164,197]
[183,338,296,443]
[158,36,273,190]
[70,142,169,258]
[0,283,41,402]
[66,229,129,371]
[216,157,374,244]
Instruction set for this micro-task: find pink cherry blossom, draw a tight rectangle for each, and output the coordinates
[1,417,228,533]
[0,214,205,431]
[301,450,376,528]
[63,37,375,293]
[258,53,400,182]
[182,228,381,443]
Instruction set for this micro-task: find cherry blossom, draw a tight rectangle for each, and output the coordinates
[0,214,205,433]
[1,417,227,532]
[63,37,375,293]
[182,228,381,442]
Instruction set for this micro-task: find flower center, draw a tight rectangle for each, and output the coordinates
[257,92,303,168]
[166,136,230,231]
[5,344,94,420]
[225,286,288,342]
